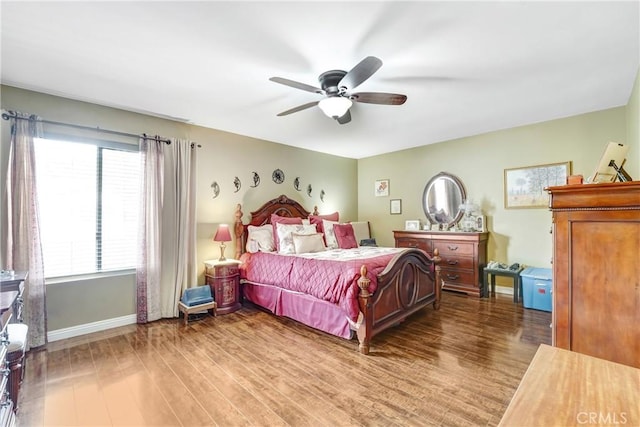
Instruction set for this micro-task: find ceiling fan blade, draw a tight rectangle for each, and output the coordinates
[276,101,320,116]
[338,56,383,91]
[269,77,323,94]
[351,92,407,105]
[336,110,351,125]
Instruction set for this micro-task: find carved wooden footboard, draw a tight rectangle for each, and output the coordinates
[356,248,441,354]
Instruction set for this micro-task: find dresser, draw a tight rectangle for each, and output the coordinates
[548,181,640,368]
[0,293,16,426]
[0,273,25,324]
[204,259,242,315]
[394,230,488,297]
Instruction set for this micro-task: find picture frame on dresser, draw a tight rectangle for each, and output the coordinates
[404,220,420,231]
[476,215,486,232]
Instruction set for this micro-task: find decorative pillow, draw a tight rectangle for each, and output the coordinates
[349,221,371,245]
[276,223,318,254]
[309,212,339,236]
[292,233,326,254]
[271,214,303,251]
[334,223,358,249]
[322,219,339,249]
[246,224,274,253]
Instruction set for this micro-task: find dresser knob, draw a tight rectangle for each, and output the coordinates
[447,245,459,251]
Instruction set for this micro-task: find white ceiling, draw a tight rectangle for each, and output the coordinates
[1,1,639,159]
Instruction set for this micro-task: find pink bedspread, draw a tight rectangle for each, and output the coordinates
[239,247,406,321]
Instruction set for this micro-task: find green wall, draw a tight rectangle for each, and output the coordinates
[358,106,636,269]
[0,85,357,332]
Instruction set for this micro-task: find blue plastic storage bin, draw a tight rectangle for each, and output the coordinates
[520,267,552,312]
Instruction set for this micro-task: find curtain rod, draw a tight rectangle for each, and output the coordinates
[1,111,201,148]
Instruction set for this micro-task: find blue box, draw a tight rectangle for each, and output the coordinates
[520,267,552,312]
[181,285,214,307]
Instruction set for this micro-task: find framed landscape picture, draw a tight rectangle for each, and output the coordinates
[504,161,571,209]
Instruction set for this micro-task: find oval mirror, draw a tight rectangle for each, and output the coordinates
[422,172,467,229]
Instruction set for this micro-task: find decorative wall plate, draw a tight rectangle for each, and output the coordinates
[272,168,285,184]
[293,177,301,191]
[233,176,241,193]
[307,184,312,197]
[250,171,260,187]
[211,181,220,198]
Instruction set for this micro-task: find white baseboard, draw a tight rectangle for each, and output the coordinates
[48,314,137,342]
[495,285,514,295]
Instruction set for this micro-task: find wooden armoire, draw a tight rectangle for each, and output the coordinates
[547,181,640,368]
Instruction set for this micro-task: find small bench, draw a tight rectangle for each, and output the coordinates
[178,301,217,325]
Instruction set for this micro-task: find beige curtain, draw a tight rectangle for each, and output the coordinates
[136,136,164,323]
[159,138,197,317]
[136,136,197,322]
[4,111,47,349]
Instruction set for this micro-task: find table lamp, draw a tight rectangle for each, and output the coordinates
[213,224,232,261]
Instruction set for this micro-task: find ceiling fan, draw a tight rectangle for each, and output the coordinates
[269,56,407,125]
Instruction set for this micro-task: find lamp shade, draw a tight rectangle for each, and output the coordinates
[318,97,352,118]
[213,224,232,242]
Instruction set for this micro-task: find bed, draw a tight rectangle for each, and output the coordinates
[233,194,442,354]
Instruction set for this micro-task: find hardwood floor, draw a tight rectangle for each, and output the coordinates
[16,292,551,427]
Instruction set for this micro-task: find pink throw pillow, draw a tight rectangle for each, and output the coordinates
[333,223,358,249]
[271,214,303,251]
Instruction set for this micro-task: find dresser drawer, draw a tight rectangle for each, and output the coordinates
[395,238,430,252]
[440,269,476,286]
[205,264,239,277]
[439,255,474,270]
[433,241,475,257]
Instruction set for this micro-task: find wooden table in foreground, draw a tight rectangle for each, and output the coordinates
[499,344,639,427]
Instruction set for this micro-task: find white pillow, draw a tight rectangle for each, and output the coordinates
[276,223,318,254]
[322,219,339,249]
[292,233,326,254]
[246,224,275,253]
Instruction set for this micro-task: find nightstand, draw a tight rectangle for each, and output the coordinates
[204,259,242,314]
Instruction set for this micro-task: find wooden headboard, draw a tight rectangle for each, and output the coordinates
[234,194,318,259]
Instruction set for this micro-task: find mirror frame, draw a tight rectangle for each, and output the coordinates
[422,172,467,230]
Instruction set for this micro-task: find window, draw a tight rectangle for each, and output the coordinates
[34,137,140,278]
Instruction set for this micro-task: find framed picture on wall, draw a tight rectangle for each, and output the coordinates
[375,179,389,197]
[390,199,402,215]
[504,161,571,209]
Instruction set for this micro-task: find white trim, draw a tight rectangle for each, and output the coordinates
[495,285,514,295]
[47,314,137,342]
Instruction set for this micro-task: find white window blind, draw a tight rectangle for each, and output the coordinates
[34,137,140,278]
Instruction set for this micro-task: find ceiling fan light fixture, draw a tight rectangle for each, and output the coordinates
[318,97,352,119]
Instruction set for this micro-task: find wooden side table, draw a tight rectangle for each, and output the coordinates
[483,266,524,302]
[204,259,241,315]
